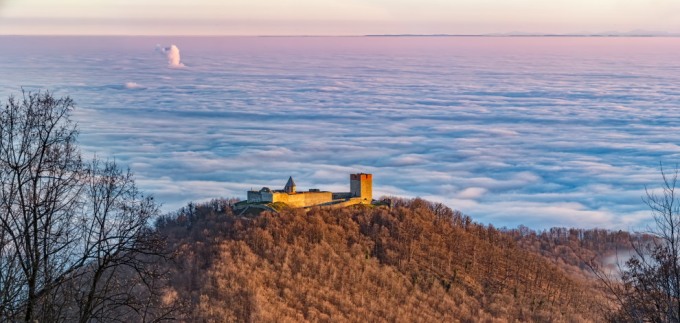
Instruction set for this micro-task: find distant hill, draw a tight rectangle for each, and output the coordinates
[154,197,631,322]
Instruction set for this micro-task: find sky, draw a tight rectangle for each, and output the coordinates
[1,0,680,35]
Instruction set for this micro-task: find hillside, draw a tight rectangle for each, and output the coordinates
[154,198,622,322]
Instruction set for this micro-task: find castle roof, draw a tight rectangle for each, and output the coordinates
[284,176,296,190]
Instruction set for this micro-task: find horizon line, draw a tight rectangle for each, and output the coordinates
[1,34,679,38]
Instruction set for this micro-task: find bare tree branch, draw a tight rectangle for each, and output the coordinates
[0,91,179,322]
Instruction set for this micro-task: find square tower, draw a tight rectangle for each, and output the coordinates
[350,173,372,203]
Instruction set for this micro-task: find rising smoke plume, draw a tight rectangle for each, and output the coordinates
[156,44,184,67]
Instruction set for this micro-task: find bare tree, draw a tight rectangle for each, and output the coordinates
[590,164,680,322]
[0,91,177,322]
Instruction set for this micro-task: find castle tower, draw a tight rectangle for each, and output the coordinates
[350,173,372,203]
[284,176,296,194]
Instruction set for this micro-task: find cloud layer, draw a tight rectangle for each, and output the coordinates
[1,36,679,230]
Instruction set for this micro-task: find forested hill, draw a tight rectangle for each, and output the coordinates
[155,198,629,322]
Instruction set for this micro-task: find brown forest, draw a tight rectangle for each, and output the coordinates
[155,198,634,322]
[2,92,670,322]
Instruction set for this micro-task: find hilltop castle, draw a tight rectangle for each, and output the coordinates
[247,173,373,208]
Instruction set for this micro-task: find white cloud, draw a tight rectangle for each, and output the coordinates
[456,187,488,200]
[124,82,143,89]
[2,36,678,229]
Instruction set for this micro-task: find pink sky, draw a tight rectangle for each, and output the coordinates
[1,0,679,35]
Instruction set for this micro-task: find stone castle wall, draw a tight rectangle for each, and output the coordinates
[324,197,364,208]
[271,191,333,208]
[247,190,273,203]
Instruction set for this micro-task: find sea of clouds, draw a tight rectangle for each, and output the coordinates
[1,36,679,229]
